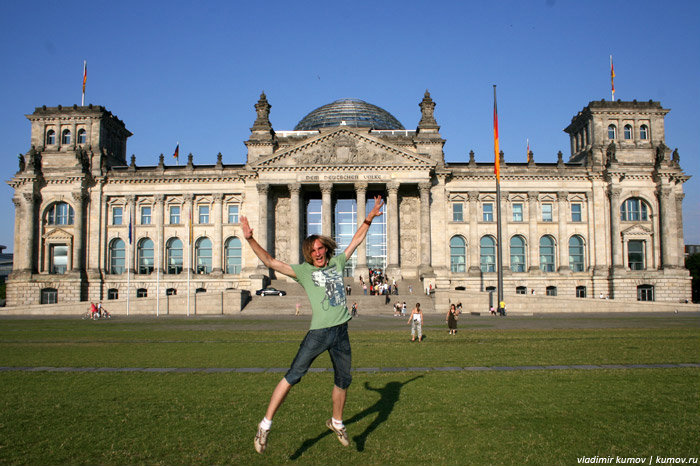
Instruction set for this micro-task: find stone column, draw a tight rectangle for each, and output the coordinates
[71,190,85,272]
[255,184,269,270]
[154,195,165,274]
[658,187,677,269]
[11,197,22,271]
[527,191,540,272]
[22,193,38,273]
[419,182,433,274]
[289,183,301,265]
[387,182,400,272]
[126,195,136,273]
[320,183,333,237]
[557,191,569,272]
[184,193,194,274]
[468,191,480,274]
[212,193,223,275]
[676,193,685,268]
[354,182,368,271]
[608,188,622,268]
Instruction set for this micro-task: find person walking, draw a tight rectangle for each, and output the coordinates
[407,303,423,342]
[242,195,384,454]
[446,303,458,335]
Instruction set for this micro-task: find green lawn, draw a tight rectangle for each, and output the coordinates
[0,316,698,465]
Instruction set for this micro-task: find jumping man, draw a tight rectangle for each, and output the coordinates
[241,195,384,454]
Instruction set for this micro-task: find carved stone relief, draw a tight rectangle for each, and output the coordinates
[398,194,419,266]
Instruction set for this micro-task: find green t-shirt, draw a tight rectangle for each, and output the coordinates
[291,253,351,330]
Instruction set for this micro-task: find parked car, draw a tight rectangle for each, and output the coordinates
[255,287,287,296]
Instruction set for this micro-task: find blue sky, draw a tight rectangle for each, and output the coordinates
[1,0,698,252]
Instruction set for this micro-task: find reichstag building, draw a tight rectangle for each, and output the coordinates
[6,91,691,307]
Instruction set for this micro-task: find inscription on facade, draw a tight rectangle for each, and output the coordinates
[301,174,386,182]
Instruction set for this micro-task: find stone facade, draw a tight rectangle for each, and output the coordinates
[6,94,692,308]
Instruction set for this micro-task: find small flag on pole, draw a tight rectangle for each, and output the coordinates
[173,143,179,160]
[81,61,87,106]
[493,85,500,183]
[526,138,531,163]
[610,55,615,101]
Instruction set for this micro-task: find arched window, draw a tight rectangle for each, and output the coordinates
[46,202,74,225]
[510,235,526,273]
[108,238,126,274]
[195,237,212,274]
[569,235,585,272]
[637,284,654,301]
[225,237,242,274]
[166,238,183,274]
[623,124,632,139]
[620,198,649,221]
[480,236,496,273]
[137,238,154,274]
[540,235,556,272]
[639,125,649,140]
[46,129,56,145]
[61,129,71,145]
[450,236,467,273]
[77,129,87,144]
[608,124,617,139]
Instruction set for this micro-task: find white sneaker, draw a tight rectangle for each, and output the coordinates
[326,419,349,447]
[254,424,270,454]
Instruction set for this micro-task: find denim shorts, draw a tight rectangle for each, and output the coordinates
[285,322,352,389]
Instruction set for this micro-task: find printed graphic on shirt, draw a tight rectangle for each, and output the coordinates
[311,267,346,310]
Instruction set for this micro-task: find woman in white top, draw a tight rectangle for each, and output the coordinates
[407,303,423,342]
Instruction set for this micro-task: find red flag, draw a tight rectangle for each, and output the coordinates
[82,61,87,94]
[173,143,179,160]
[493,86,500,182]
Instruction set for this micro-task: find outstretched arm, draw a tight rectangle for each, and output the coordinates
[344,195,384,259]
[240,215,296,279]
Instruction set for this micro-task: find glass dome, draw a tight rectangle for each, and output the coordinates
[294,98,404,131]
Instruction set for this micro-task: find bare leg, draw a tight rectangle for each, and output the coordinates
[331,385,347,421]
[265,378,292,420]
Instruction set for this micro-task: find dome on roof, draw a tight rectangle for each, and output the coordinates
[294,98,404,131]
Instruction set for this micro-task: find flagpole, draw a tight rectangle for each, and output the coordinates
[187,201,191,317]
[127,207,131,317]
[81,61,86,106]
[156,224,160,317]
[493,85,504,315]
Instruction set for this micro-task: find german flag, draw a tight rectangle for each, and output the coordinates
[173,143,179,160]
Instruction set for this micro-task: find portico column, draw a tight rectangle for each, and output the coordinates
[212,193,223,274]
[608,188,622,268]
[289,183,301,264]
[321,183,332,237]
[387,182,400,272]
[467,191,480,274]
[11,197,22,271]
[557,191,569,272]
[354,182,368,272]
[22,193,37,273]
[256,184,269,270]
[126,195,136,273]
[527,191,540,272]
[71,190,85,272]
[154,195,165,274]
[658,187,677,269]
[418,182,433,274]
[675,193,685,268]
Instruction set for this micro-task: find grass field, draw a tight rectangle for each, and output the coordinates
[0,315,698,465]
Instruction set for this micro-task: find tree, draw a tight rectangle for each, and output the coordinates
[685,253,700,303]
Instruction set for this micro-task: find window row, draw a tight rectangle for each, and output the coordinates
[108,236,242,275]
[111,204,239,225]
[607,124,649,141]
[45,128,87,146]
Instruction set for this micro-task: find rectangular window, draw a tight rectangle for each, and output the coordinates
[50,244,68,274]
[41,288,58,304]
[512,203,523,222]
[228,205,239,223]
[628,240,645,270]
[571,203,582,222]
[542,203,553,222]
[112,207,123,225]
[452,203,464,222]
[140,206,151,225]
[169,206,181,224]
[483,203,493,222]
[198,205,209,224]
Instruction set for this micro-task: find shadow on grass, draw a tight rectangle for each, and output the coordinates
[289,375,423,460]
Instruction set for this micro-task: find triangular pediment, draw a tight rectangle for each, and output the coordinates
[44,227,73,240]
[253,128,435,168]
[621,224,653,236]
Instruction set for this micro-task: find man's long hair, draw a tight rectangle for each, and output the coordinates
[301,235,337,265]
